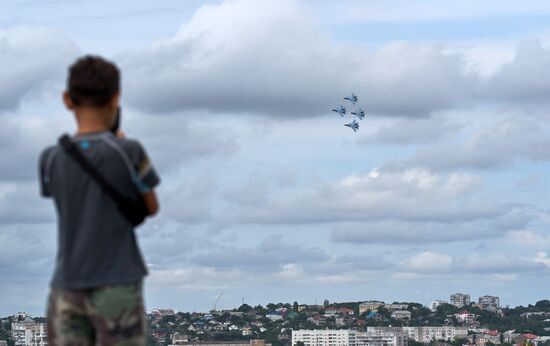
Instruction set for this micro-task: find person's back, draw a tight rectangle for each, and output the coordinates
[39,55,160,346]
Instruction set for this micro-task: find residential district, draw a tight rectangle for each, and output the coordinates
[1,293,549,346]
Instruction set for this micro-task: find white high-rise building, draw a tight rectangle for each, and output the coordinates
[478,295,500,308]
[367,327,468,343]
[292,329,357,346]
[450,293,470,308]
[11,317,48,346]
[356,330,407,346]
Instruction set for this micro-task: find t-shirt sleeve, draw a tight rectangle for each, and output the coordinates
[38,148,52,197]
[131,140,160,193]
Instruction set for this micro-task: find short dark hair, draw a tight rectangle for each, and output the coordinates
[67,55,120,107]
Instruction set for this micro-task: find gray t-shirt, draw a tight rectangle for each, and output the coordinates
[38,130,160,289]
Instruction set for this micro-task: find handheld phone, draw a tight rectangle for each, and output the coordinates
[110,107,121,134]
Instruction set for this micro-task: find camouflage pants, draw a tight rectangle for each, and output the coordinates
[46,280,147,346]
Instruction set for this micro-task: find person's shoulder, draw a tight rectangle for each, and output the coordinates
[116,137,143,149]
[111,136,146,156]
[39,143,62,166]
[104,135,152,168]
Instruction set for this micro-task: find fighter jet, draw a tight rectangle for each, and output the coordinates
[331,106,346,117]
[344,119,360,132]
[350,108,365,120]
[343,93,358,105]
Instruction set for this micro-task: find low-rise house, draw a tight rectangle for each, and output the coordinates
[242,325,253,336]
[266,311,283,321]
[391,310,412,320]
[454,311,478,325]
[366,311,382,320]
[520,312,550,319]
[336,317,346,327]
[339,307,355,316]
[535,336,550,345]
[171,332,189,345]
[503,330,519,343]
[151,309,175,316]
[385,304,410,311]
[474,331,500,346]
[287,311,299,319]
[514,333,538,346]
[360,301,385,315]
[307,315,327,326]
[324,307,339,316]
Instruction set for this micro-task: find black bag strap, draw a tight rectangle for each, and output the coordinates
[58,133,129,206]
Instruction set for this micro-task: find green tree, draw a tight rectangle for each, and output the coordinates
[238,304,253,313]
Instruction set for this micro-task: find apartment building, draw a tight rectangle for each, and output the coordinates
[478,296,500,309]
[292,329,357,346]
[11,318,48,346]
[450,293,471,308]
[368,326,468,343]
[356,330,407,346]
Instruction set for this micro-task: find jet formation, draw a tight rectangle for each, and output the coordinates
[332,93,365,132]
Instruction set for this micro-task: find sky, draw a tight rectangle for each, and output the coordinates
[1,0,550,317]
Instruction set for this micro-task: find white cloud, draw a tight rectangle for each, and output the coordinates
[123,112,239,172]
[452,253,548,274]
[217,167,511,228]
[389,109,550,171]
[491,273,518,282]
[534,252,550,268]
[0,182,54,224]
[507,230,550,249]
[120,0,474,117]
[0,25,78,112]
[309,0,550,24]
[487,40,550,105]
[331,218,520,244]
[398,251,549,276]
[161,173,217,224]
[362,116,462,145]
[400,251,453,273]
[190,234,329,273]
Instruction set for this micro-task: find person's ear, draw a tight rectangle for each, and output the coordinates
[63,91,74,110]
[110,91,120,109]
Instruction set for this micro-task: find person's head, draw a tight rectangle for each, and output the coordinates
[63,55,120,128]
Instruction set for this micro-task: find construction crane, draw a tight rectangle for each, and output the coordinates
[212,292,223,312]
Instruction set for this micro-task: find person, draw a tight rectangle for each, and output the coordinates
[38,55,160,345]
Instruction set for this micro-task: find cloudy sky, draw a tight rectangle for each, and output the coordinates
[2,0,550,316]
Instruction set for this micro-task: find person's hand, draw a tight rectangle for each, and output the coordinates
[116,130,125,139]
